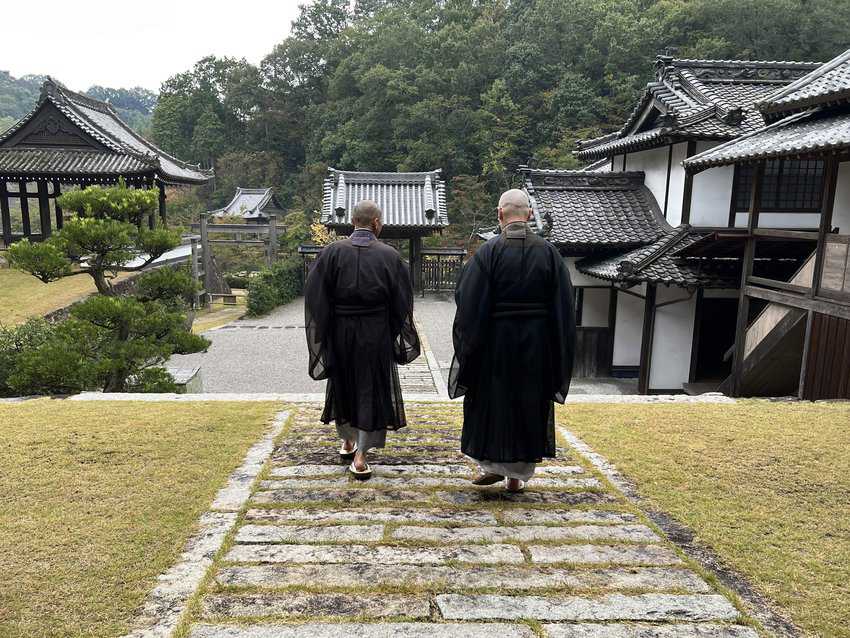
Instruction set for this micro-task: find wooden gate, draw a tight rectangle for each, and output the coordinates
[421,248,465,294]
[573,327,612,378]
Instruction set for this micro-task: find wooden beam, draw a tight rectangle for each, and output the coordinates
[727,165,740,228]
[608,286,618,370]
[811,156,839,298]
[752,228,820,241]
[637,284,657,395]
[680,141,697,224]
[53,180,63,229]
[663,144,673,218]
[746,275,811,295]
[19,181,31,237]
[0,181,11,246]
[575,288,584,326]
[729,161,764,396]
[37,181,51,239]
[688,288,704,382]
[797,309,815,400]
[745,285,850,321]
[157,180,166,228]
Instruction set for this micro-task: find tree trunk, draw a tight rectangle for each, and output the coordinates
[90,269,115,296]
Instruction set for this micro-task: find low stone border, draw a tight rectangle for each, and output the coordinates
[68,392,737,403]
[120,410,290,638]
[557,425,800,638]
[413,314,449,398]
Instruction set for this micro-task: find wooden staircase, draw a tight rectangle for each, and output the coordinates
[719,253,815,397]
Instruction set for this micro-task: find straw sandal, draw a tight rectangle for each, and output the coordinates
[349,461,373,480]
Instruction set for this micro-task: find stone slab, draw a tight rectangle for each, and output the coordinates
[188,623,536,638]
[236,524,384,543]
[269,464,474,478]
[502,510,637,525]
[202,592,429,619]
[439,491,612,506]
[252,489,430,505]
[391,524,659,543]
[257,477,601,490]
[542,624,759,638]
[216,564,713,593]
[436,593,739,622]
[225,543,525,565]
[244,508,499,526]
[529,545,681,566]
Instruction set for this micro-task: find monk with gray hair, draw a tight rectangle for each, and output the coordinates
[305,200,421,479]
[449,188,576,491]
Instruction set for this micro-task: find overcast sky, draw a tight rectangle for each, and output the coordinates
[0,0,302,92]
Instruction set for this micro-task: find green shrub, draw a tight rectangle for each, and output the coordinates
[246,258,303,316]
[0,319,57,397]
[225,273,251,289]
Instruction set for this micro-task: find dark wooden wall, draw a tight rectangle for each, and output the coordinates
[574,327,612,378]
[802,312,850,400]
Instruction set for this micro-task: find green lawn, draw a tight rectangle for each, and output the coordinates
[558,401,850,638]
[0,267,130,325]
[0,399,281,638]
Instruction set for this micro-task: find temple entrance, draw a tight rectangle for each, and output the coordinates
[692,296,738,382]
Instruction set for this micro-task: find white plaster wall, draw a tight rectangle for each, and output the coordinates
[648,285,697,391]
[581,288,610,327]
[620,146,670,214]
[666,142,688,226]
[613,287,645,367]
[565,257,605,287]
[832,161,850,233]
[613,154,626,171]
[733,212,821,229]
[690,154,734,228]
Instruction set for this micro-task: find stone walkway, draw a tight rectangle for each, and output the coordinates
[184,403,755,638]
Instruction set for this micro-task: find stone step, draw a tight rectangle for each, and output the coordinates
[529,544,682,566]
[189,622,536,637]
[390,524,659,544]
[438,491,612,506]
[244,508,499,526]
[435,593,740,622]
[215,564,713,593]
[269,464,474,478]
[502,509,637,525]
[542,623,759,638]
[202,592,430,619]
[225,543,525,565]
[273,452,467,465]
[257,477,601,490]
[253,489,431,505]
[236,524,385,544]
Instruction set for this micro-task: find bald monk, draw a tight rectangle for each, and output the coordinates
[305,200,420,479]
[449,189,576,492]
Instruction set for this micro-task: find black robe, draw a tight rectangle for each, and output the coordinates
[305,236,420,432]
[449,223,576,463]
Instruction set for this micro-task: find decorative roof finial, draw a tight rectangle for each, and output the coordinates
[423,174,435,218]
[335,173,347,217]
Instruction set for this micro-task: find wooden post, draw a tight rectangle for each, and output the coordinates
[37,181,51,239]
[410,236,423,294]
[0,181,11,247]
[267,214,278,266]
[729,160,764,396]
[53,180,63,229]
[811,156,839,299]
[680,141,698,224]
[199,213,212,296]
[637,284,657,395]
[608,286,618,370]
[157,180,167,228]
[19,181,31,238]
[190,236,201,308]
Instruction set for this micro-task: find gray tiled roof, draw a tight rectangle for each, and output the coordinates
[321,168,448,229]
[577,228,742,288]
[521,168,669,255]
[576,57,820,160]
[0,79,211,184]
[211,187,283,220]
[0,148,153,177]
[684,109,850,171]
[758,48,850,119]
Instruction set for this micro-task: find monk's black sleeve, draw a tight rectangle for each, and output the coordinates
[304,246,334,380]
[390,255,421,365]
[448,246,492,399]
[550,246,576,403]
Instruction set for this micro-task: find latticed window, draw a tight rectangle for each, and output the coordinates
[733,159,824,212]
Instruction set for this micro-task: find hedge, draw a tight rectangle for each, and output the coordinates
[246,257,303,316]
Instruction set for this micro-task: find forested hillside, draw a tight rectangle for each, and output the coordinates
[0,71,156,136]
[150,0,850,232]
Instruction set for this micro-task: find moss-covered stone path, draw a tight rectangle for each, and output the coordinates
[185,403,757,637]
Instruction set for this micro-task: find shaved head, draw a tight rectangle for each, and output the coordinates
[498,188,531,226]
[352,199,382,228]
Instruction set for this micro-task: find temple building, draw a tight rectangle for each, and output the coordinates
[0,78,211,246]
[321,168,449,291]
[211,187,284,223]
[532,55,842,394]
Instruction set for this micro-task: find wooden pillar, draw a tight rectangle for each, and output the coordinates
[680,141,698,224]
[729,161,764,397]
[637,284,657,395]
[410,236,423,294]
[199,213,211,294]
[19,181,31,237]
[0,181,11,246]
[608,287,618,370]
[157,180,166,228]
[267,214,278,266]
[53,180,63,229]
[688,288,704,382]
[37,181,51,239]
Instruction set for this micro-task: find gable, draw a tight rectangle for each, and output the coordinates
[2,101,103,150]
